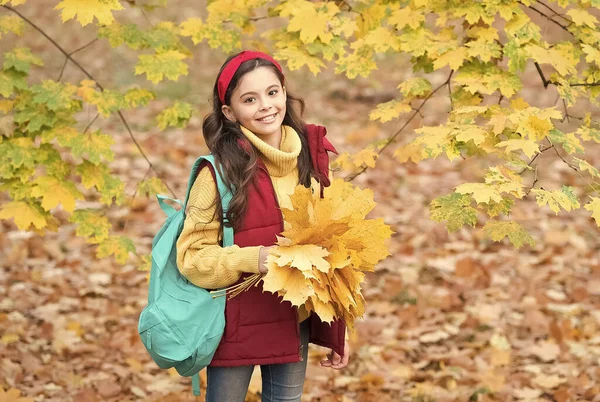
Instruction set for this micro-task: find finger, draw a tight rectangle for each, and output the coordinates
[320,359,332,367]
[331,352,342,365]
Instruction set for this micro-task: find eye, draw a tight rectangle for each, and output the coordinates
[269,89,278,96]
[243,97,255,103]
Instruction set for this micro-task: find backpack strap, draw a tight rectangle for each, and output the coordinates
[192,373,200,396]
[183,155,234,247]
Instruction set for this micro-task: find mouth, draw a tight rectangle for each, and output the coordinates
[256,112,278,123]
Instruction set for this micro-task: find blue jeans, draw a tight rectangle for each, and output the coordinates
[205,319,310,402]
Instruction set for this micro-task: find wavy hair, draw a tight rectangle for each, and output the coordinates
[199,54,315,235]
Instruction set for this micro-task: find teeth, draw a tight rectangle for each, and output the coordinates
[258,113,276,122]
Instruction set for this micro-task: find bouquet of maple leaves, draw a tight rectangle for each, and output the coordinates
[259,179,393,330]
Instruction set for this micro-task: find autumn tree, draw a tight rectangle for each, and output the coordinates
[1,0,599,265]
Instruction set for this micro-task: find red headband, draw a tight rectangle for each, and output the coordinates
[217,51,284,104]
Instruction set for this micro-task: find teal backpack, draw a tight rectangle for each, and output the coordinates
[138,155,233,396]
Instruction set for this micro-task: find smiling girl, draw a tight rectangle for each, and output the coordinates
[176,51,349,401]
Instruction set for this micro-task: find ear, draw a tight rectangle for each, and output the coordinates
[221,105,237,123]
[282,86,287,99]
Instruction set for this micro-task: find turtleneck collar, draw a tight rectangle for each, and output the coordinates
[240,125,301,177]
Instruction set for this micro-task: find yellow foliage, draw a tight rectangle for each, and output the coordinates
[0,201,47,230]
[54,0,123,27]
[261,179,392,329]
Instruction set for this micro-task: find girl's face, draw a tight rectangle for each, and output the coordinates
[221,66,287,140]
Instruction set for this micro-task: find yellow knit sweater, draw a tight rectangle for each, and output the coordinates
[176,125,313,322]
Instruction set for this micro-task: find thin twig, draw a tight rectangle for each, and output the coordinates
[83,113,99,134]
[58,39,98,81]
[534,62,550,88]
[535,0,571,23]
[140,7,154,27]
[523,3,571,32]
[347,71,454,181]
[3,5,177,199]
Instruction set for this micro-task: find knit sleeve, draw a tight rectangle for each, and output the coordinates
[176,167,262,289]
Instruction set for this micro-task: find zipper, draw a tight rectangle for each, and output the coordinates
[260,165,302,362]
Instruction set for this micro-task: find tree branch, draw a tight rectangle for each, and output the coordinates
[2,5,177,199]
[347,71,454,182]
[523,3,571,32]
[534,62,550,88]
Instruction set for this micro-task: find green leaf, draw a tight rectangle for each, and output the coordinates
[137,177,168,198]
[3,47,43,73]
[548,129,584,154]
[532,185,580,214]
[76,160,110,189]
[430,193,478,232]
[1,137,37,169]
[124,88,155,108]
[70,209,111,244]
[13,104,58,133]
[100,174,125,206]
[31,80,78,111]
[484,198,514,218]
[0,69,27,97]
[96,235,136,264]
[68,130,115,164]
[484,220,535,248]
[135,50,189,84]
[0,200,47,230]
[398,78,432,98]
[573,157,600,178]
[156,101,192,130]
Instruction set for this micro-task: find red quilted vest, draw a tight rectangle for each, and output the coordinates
[198,124,345,367]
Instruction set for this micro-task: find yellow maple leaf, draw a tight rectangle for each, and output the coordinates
[394,142,425,164]
[273,244,330,274]
[306,295,336,323]
[433,46,469,70]
[262,179,392,328]
[54,0,123,27]
[456,182,503,204]
[496,138,540,159]
[262,255,315,306]
[0,201,47,230]
[520,115,553,141]
[278,0,339,44]
[30,176,83,213]
[584,197,600,226]
[0,0,27,5]
[567,9,598,27]
[369,100,412,123]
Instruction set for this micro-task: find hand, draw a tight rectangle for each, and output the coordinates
[320,339,350,370]
[258,246,273,274]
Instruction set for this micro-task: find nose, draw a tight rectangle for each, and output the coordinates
[259,99,272,111]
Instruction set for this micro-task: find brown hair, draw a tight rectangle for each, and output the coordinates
[198,53,315,235]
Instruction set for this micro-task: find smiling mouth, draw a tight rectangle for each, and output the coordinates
[256,113,278,122]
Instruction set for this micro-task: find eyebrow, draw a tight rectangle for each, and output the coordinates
[239,84,280,99]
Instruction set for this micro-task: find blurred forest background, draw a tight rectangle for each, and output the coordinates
[1,1,600,401]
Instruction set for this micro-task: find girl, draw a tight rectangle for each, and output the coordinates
[176,51,349,402]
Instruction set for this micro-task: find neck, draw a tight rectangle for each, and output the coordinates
[262,127,282,149]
